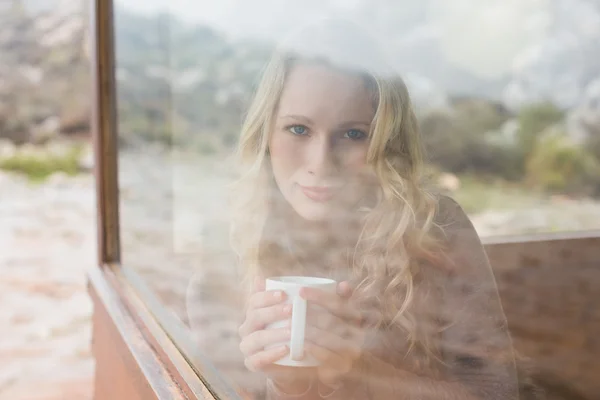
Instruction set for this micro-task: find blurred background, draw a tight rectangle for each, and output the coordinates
[1,0,599,399]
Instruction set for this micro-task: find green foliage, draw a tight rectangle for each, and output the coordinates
[517,101,564,156]
[452,98,508,134]
[583,122,600,162]
[110,8,600,201]
[419,100,590,191]
[0,144,83,182]
[420,99,513,177]
[510,102,567,181]
[526,133,600,196]
[113,7,268,151]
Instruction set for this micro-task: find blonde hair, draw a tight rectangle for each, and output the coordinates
[230,18,447,357]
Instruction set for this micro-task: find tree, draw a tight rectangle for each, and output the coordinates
[0,0,88,144]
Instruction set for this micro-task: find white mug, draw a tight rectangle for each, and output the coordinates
[265,276,337,367]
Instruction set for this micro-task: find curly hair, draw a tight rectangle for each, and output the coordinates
[229,18,449,358]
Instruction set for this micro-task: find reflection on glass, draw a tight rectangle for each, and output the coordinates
[186,17,524,399]
[115,3,192,319]
[113,1,599,399]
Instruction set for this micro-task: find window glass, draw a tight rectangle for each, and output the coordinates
[113,1,599,398]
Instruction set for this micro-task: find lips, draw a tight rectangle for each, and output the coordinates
[299,185,337,202]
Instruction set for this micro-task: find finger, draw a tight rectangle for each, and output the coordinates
[247,289,286,311]
[239,303,292,337]
[239,328,291,356]
[305,341,347,368]
[306,342,353,386]
[359,303,383,328]
[307,304,347,332]
[301,287,362,323]
[305,325,360,359]
[337,281,353,298]
[244,345,289,372]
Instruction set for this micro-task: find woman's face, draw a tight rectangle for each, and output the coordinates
[268,63,376,222]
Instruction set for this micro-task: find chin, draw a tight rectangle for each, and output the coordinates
[292,203,332,222]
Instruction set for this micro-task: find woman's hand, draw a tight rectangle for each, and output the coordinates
[300,281,367,388]
[238,277,314,393]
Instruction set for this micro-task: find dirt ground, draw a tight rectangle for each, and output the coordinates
[0,171,95,400]
[2,148,599,399]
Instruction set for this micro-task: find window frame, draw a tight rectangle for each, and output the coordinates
[88,0,600,398]
[89,1,237,399]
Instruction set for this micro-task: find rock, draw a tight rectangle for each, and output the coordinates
[30,116,60,145]
[47,171,70,187]
[495,118,520,146]
[77,144,94,172]
[18,143,40,158]
[0,126,31,145]
[437,172,460,192]
[0,0,89,146]
[20,65,44,85]
[0,139,17,158]
[549,194,574,204]
[43,140,73,159]
[0,170,12,186]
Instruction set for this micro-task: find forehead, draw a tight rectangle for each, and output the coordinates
[277,63,375,121]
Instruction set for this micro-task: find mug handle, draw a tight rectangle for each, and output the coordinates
[289,293,307,361]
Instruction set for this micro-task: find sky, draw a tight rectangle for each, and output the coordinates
[112,0,551,78]
[23,0,553,79]
[113,0,363,39]
[113,0,549,36]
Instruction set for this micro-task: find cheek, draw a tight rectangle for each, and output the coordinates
[339,145,375,193]
[340,144,369,173]
[269,133,301,178]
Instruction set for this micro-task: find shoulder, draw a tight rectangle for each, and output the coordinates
[431,194,482,250]
[430,195,491,276]
[433,194,474,232]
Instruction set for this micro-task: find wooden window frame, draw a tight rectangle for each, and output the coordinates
[89,1,240,398]
[87,0,600,398]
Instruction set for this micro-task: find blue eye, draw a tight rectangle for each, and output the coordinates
[288,125,308,135]
[345,129,366,140]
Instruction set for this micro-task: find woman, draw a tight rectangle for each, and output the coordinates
[193,19,526,399]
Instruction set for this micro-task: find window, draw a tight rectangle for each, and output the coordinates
[90,1,600,399]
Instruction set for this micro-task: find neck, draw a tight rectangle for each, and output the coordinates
[288,205,361,247]
[267,189,364,277]
[281,208,362,281]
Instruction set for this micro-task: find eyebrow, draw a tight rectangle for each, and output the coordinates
[280,114,372,127]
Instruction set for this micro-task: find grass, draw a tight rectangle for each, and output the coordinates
[452,175,545,214]
[0,140,556,214]
[0,143,84,182]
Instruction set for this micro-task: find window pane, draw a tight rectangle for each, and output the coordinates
[114,1,599,399]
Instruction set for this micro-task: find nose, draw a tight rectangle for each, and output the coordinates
[305,135,338,177]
